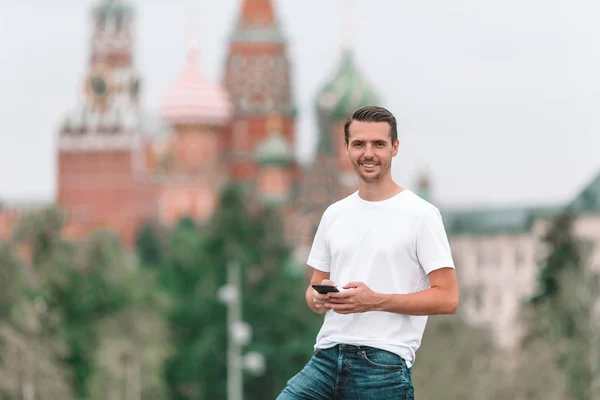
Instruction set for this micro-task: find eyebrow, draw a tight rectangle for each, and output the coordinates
[351,139,388,144]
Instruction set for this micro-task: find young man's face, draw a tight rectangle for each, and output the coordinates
[346,120,399,183]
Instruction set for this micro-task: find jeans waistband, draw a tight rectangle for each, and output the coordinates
[331,344,375,354]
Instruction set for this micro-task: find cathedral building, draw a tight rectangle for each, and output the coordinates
[53,0,377,248]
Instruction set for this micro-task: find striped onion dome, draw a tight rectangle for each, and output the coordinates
[160,44,232,126]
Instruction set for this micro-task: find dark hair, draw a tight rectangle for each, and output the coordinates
[343,106,398,145]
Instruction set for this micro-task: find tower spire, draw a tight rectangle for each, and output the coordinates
[185,8,201,63]
[417,169,432,202]
[339,0,356,50]
[240,0,275,27]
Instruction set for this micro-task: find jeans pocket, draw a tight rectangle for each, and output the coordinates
[360,348,405,370]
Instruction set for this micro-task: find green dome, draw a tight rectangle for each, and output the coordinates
[315,50,380,120]
[254,132,293,166]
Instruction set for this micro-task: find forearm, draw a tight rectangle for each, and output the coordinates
[377,287,458,316]
[305,286,326,314]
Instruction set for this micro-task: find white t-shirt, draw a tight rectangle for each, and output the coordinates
[306,189,455,366]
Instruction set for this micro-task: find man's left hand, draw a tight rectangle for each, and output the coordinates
[324,282,383,314]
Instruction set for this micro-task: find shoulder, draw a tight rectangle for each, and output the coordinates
[398,190,440,216]
[397,191,447,232]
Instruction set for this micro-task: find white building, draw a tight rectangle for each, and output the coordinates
[440,171,600,349]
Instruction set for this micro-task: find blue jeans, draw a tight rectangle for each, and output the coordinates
[276,344,415,399]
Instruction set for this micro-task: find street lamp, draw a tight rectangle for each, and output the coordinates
[218,261,265,400]
[243,351,266,376]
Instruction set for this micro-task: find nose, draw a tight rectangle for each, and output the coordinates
[363,144,375,158]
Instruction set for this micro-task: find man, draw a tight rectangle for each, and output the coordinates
[277,106,459,399]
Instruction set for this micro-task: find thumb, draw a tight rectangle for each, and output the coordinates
[321,279,337,286]
[343,281,363,289]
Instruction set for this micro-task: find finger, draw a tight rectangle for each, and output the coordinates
[325,297,351,304]
[327,290,353,299]
[326,302,353,309]
[335,309,353,315]
[342,282,363,289]
[321,279,337,286]
[313,293,329,300]
[327,303,354,312]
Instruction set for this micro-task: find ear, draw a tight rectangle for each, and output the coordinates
[392,139,399,157]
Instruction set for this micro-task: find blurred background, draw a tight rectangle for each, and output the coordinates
[1,0,599,399]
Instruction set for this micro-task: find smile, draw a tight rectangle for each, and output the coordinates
[361,163,378,168]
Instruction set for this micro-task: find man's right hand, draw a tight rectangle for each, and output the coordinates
[313,279,337,313]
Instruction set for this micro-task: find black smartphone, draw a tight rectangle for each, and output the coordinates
[311,284,340,294]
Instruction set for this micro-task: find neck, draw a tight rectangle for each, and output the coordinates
[357,174,403,202]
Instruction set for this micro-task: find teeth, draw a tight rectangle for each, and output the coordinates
[362,164,376,167]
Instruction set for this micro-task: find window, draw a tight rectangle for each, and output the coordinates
[115,14,123,31]
[490,247,500,265]
[476,247,485,267]
[515,248,525,266]
[496,289,503,309]
[97,13,106,30]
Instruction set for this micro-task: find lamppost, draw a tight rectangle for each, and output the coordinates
[218,261,265,400]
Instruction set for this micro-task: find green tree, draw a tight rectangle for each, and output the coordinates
[87,259,171,400]
[510,334,566,400]
[12,206,141,398]
[45,229,134,398]
[11,205,66,266]
[135,219,166,268]
[0,241,75,399]
[241,205,323,398]
[161,185,322,399]
[412,315,516,400]
[0,242,24,320]
[160,216,217,400]
[523,210,598,400]
[7,206,175,399]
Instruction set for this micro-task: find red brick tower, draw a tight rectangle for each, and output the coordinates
[223,0,297,186]
[57,0,156,246]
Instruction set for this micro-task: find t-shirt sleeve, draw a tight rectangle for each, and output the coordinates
[306,210,331,273]
[416,206,455,275]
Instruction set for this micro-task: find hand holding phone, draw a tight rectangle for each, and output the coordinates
[311,281,338,313]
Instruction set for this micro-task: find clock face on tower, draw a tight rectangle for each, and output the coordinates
[84,64,115,107]
[90,76,108,96]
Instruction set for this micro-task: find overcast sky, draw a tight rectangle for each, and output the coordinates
[1,0,599,209]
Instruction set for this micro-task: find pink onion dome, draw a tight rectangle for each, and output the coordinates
[160,44,232,126]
